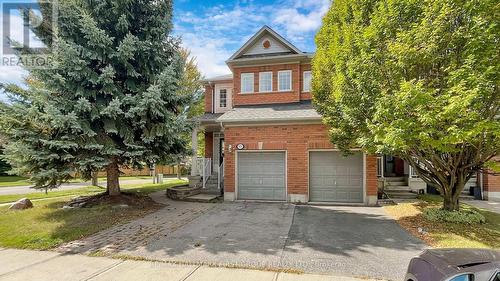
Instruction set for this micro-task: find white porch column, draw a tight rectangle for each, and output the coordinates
[191,125,199,176]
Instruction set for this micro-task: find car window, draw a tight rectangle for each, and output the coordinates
[450,275,472,281]
[491,272,499,281]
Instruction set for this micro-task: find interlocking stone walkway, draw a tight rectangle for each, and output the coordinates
[57,191,217,254]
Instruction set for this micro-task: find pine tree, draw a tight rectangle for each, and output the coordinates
[0,0,190,195]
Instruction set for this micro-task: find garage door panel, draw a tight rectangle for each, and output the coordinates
[237,152,286,201]
[309,152,363,203]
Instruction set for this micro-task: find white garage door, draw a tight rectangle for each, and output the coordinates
[237,152,286,201]
[309,151,363,203]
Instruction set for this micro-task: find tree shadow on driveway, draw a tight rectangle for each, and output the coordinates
[122,202,426,281]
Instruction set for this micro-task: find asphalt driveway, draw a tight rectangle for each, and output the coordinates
[122,202,425,281]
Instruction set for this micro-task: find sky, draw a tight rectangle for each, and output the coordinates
[0,0,330,95]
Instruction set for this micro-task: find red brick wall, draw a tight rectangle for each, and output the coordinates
[204,132,213,159]
[231,63,311,106]
[365,155,378,196]
[483,156,500,194]
[223,124,377,201]
[204,85,213,113]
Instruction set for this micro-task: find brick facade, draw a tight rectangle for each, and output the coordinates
[204,132,213,159]
[483,156,500,201]
[229,63,311,107]
[223,124,378,204]
[204,85,213,113]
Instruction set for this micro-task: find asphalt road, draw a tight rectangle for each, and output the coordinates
[0,178,165,195]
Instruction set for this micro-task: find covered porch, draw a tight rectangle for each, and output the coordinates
[377,155,478,199]
[189,114,225,194]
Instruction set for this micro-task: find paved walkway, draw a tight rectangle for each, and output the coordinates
[57,190,214,254]
[0,248,381,281]
[466,200,500,214]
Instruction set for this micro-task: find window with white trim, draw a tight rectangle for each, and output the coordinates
[241,73,254,93]
[219,89,227,108]
[303,71,312,92]
[259,72,272,92]
[278,70,292,92]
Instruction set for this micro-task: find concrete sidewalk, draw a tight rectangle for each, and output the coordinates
[0,248,383,281]
[466,200,500,214]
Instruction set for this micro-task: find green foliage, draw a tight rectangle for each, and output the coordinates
[314,0,499,210]
[423,208,486,224]
[0,0,190,190]
[0,158,10,176]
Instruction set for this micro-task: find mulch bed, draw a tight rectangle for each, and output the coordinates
[65,192,162,209]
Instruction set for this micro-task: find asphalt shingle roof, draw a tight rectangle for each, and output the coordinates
[217,101,322,123]
[195,113,224,124]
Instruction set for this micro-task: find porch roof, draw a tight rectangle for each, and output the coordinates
[217,101,322,124]
[195,113,224,124]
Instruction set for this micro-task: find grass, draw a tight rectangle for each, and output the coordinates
[0,176,31,187]
[0,178,187,204]
[384,194,500,249]
[0,198,161,250]
[0,186,104,204]
[0,179,187,250]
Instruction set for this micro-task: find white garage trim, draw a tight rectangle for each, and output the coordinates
[307,149,366,205]
[235,150,288,202]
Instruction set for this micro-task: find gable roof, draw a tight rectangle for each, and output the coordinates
[227,25,303,62]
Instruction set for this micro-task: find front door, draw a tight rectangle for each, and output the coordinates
[212,133,224,172]
[384,156,405,177]
[219,138,225,166]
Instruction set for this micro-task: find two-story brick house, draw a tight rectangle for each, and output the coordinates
[194,26,377,205]
[194,26,500,205]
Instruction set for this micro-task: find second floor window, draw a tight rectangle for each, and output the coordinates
[241,73,254,93]
[259,72,272,92]
[303,71,312,92]
[278,70,292,92]
[219,89,227,108]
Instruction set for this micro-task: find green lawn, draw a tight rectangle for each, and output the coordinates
[0,179,187,250]
[0,186,105,204]
[384,194,500,249]
[0,179,187,204]
[0,176,31,187]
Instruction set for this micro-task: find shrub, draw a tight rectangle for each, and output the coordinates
[423,208,486,224]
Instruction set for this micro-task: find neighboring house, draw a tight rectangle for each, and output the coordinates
[192,26,500,204]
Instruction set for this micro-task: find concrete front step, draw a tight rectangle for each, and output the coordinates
[386,191,418,199]
[200,188,222,195]
[385,181,407,186]
[385,186,412,192]
[384,177,406,182]
[184,194,220,203]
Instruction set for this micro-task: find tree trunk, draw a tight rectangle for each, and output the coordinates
[176,162,181,180]
[106,161,120,196]
[91,172,98,186]
[443,195,460,211]
[442,180,465,211]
